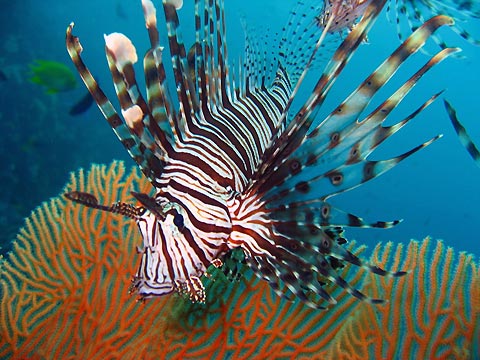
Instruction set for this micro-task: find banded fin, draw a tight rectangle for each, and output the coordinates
[104,33,171,163]
[444,100,480,166]
[66,24,167,184]
[258,16,457,206]
[252,0,388,186]
[64,191,142,219]
[277,0,330,86]
[142,0,178,141]
[240,224,405,309]
[162,0,200,122]
[130,191,166,220]
[217,248,247,282]
[270,201,401,229]
[235,9,454,309]
[386,0,480,48]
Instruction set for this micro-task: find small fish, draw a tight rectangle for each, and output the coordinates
[444,100,480,166]
[69,91,95,116]
[115,1,128,20]
[316,0,373,34]
[0,70,7,82]
[29,60,77,94]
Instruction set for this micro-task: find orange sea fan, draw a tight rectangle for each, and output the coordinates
[1,161,478,359]
[327,238,480,359]
[0,161,167,358]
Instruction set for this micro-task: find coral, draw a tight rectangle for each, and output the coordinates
[327,239,480,359]
[0,161,164,358]
[1,161,478,359]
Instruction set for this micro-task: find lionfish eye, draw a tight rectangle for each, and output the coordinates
[173,213,184,229]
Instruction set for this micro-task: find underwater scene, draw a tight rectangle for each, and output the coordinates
[0,0,479,358]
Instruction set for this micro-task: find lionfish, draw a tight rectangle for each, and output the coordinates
[386,0,480,47]
[316,0,373,34]
[317,0,480,48]
[64,0,457,309]
[444,100,480,166]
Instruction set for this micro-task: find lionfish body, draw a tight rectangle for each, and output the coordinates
[316,0,373,34]
[66,0,457,308]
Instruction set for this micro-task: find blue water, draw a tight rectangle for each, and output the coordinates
[0,0,478,260]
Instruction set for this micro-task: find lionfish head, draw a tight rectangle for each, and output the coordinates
[132,184,234,302]
[131,204,203,302]
[65,187,232,303]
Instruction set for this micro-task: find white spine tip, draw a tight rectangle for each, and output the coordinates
[123,105,144,131]
[142,0,157,29]
[166,0,183,10]
[104,33,138,66]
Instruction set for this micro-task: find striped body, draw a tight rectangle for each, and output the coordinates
[130,86,289,300]
[65,0,457,308]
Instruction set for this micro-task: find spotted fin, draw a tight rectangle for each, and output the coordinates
[234,10,457,308]
[241,223,406,309]
[252,0,389,186]
[258,16,457,208]
[269,201,401,229]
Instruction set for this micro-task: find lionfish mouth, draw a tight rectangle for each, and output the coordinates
[64,0,457,308]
